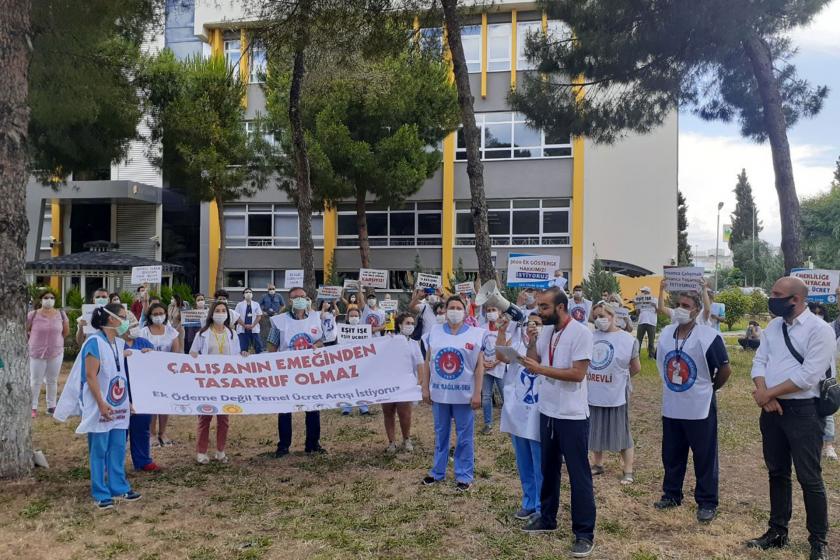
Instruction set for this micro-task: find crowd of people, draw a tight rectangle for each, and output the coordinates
[29,273,839,559]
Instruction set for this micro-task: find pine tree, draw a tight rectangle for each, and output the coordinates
[677,190,693,266]
[580,258,620,300]
[831,156,840,191]
[728,169,763,249]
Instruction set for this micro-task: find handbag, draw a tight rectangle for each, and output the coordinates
[781,322,840,417]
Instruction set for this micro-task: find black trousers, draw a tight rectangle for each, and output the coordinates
[738,338,761,350]
[661,399,719,509]
[760,399,828,546]
[636,324,656,357]
[277,411,321,452]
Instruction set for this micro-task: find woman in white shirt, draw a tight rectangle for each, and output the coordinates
[480,305,506,435]
[382,313,425,453]
[318,299,339,347]
[141,303,182,447]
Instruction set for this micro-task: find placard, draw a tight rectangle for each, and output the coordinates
[337,323,372,344]
[380,299,399,313]
[79,303,127,334]
[634,295,655,309]
[181,309,209,326]
[131,265,162,285]
[663,266,704,292]
[615,307,631,323]
[505,253,562,289]
[317,286,343,301]
[791,268,840,303]
[343,279,361,292]
[359,268,388,289]
[455,281,475,295]
[415,273,442,290]
[284,269,304,289]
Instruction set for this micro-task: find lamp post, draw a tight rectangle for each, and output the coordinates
[751,202,756,286]
[714,201,724,291]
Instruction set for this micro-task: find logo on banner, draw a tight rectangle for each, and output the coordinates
[434,347,465,380]
[171,404,192,414]
[196,404,218,415]
[663,350,697,392]
[590,340,615,371]
[107,376,127,406]
[571,305,586,322]
[222,404,244,414]
[516,368,539,405]
[288,332,315,351]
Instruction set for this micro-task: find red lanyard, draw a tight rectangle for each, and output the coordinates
[548,316,572,366]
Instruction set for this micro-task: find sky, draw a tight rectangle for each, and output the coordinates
[680,1,840,253]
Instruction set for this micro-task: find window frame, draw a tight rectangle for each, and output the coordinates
[223,203,324,249]
[487,23,512,72]
[249,40,266,84]
[335,202,443,248]
[455,112,572,161]
[461,25,482,74]
[223,39,241,70]
[454,199,571,247]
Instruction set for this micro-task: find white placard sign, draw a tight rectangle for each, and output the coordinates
[415,273,442,290]
[131,265,162,285]
[379,300,399,313]
[359,268,388,289]
[663,266,704,292]
[343,279,361,292]
[506,253,562,288]
[181,309,208,326]
[284,270,305,289]
[337,323,372,344]
[791,268,840,303]
[317,286,343,301]
[455,281,475,295]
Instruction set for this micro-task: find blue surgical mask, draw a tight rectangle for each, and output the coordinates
[292,297,309,310]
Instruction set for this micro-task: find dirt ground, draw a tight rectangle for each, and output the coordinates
[1,345,838,560]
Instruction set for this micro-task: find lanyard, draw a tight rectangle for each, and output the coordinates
[548,316,572,366]
[672,324,696,363]
[106,337,121,373]
[211,328,227,354]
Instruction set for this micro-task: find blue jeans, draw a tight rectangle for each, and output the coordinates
[823,414,835,443]
[429,402,474,484]
[238,332,263,354]
[511,434,542,513]
[481,374,505,427]
[87,429,131,502]
[341,404,370,415]
[128,413,153,470]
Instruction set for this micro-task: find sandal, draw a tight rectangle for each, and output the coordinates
[591,465,605,476]
[620,472,635,485]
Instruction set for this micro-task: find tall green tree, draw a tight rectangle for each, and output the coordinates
[831,156,840,190]
[581,257,620,300]
[509,0,831,274]
[732,238,774,287]
[800,186,840,270]
[141,52,265,292]
[677,190,693,266]
[728,169,763,249]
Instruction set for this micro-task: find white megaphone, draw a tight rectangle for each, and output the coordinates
[474,280,526,322]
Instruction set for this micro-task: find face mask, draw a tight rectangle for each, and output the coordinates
[244,292,253,300]
[212,313,227,324]
[348,316,360,325]
[115,319,130,336]
[446,309,465,324]
[292,297,308,310]
[486,311,500,322]
[112,299,121,305]
[94,297,109,307]
[574,291,583,299]
[672,307,692,325]
[428,295,438,304]
[139,290,146,297]
[196,300,206,309]
[128,327,141,339]
[525,294,535,306]
[41,298,55,309]
[367,298,377,307]
[435,314,446,324]
[268,290,276,295]
[401,324,415,336]
[594,317,612,332]
[151,315,165,325]
[768,296,795,319]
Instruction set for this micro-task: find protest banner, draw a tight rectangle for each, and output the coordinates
[338,324,372,344]
[379,299,399,313]
[127,336,420,415]
[343,279,361,292]
[455,281,475,295]
[634,295,655,309]
[505,253,561,289]
[284,270,304,289]
[359,268,388,289]
[415,273,442,290]
[181,309,208,326]
[131,265,162,285]
[317,286,343,301]
[663,266,704,292]
[615,307,631,324]
[791,268,840,303]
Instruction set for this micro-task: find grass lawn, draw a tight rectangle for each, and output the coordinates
[2,343,839,560]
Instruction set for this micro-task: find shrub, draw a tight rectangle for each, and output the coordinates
[715,288,750,330]
[160,285,173,306]
[581,258,620,300]
[66,286,83,309]
[119,291,135,305]
[171,282,195,306]
[748,290,768,316]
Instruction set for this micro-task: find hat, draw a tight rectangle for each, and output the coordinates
[640,286,651,293]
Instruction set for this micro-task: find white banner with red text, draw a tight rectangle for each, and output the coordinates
[126,336,421,415]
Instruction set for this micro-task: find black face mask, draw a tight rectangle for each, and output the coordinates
[768,295,795,319]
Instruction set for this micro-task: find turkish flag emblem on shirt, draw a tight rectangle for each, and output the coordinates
[465,343,474,351]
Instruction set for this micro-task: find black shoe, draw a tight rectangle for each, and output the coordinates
[514,508,536,520]
[654,497,680,510]
[745,529,789,550]
[455,482,471,491]
[521,516,558,533]
[422,476,440,486]
[697,507,717,523]
[305,446,326,454]
[810,543,828,560]
[571,538,595,558]
[274,448,289,458]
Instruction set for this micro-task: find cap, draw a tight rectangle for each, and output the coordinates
[640,286,651,293]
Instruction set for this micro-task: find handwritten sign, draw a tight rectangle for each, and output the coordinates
[455,281,475,295]
[663,266,704,292]
[131,265,162,285]
[359,268,388,289]
[634,295,655,309]
[415,273,442,290]
[791,268,839,303]
[284,270,304,290]
[343,279,361,292]
[337,323,372,344]
[380,299,399,313]
[317,286,342,301]
[506,253,562,289]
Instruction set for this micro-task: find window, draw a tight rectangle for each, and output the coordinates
[461,25,481,73]
[224,269,325,290]
[248,269,272,288]
[250,39,266,83]
[224,39,241,70]
[40,207,52,250]
[223,204,324,248]
[455,199,570,246]
[456,112,572,160]
[225,270,246,288]
[487,23,511,72]
[336,202,442,247]
[244,120,277,147]
[516,21,542,71]
[418,27,443,55]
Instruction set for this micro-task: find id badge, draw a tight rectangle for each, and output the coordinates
[671,371,682,385]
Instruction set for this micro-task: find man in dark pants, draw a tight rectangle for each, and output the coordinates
[519,287,596,559]
[748,277,836,560]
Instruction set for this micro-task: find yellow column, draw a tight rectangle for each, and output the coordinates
[50,200,61,292]
[541,11,548,33]
[441,133,456,283]
[239,29,249,109]
[210,28,222,57]
[480,13,488,98]
[510,10,517,89]
[323,205,337,274]
[571,79,586,286]
[207,29,223,296]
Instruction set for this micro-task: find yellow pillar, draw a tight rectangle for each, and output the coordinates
[207,29,223,296]
[239,29,249,109]
[480,13,488,98]
[209,28,222,58]
[323,205,337,274]
[441,133,456,284]
[510,10,517,89]
[541,11,548,33]
[49,200,61,292]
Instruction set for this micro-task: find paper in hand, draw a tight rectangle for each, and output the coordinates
[495,345,523,363]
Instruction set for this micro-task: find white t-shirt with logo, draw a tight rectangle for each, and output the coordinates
[536,319,593,420]
[587,330,638,407]
[656,323,719,420]
[361,306,387,337]
[568,298,592,324]
[501,333,541,441]
[270,312,324,351]
[426,323,485,404]
[635,295,658,326]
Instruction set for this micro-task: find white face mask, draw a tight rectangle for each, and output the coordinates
[446,309,465,324]
[41,298,55,309]
[574,291,583,299]
[151,315,165,325]
[128,326,141,339]
[268,290,276,295]
[348,316,360,325]
[367,298,377,307]
[435,314,446,324]
[672,307,693,325]
[594,317,612,332]
[244,292,253,300]
[212,313,228,325]
[196,300,206,309]
[524,294,535,306]
[486,311,500,322]
[94,297,109,307]
[401,324,415,336]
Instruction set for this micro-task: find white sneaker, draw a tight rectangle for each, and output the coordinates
[214,451,229,463]
[403,439,414,452]
[386,442,398,454]
[196,453,210,465]
[824,445,838,461]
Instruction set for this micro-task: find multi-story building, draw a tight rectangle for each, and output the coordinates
[26,0,678,299]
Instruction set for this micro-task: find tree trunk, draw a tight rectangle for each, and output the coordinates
[743,33,802,274]
[288,5,316,296]
[355,187,371,269]
[440,0,495,283]
[215,194,226,294]
[0,0,33,479]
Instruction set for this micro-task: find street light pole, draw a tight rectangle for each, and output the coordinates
[751,203,756,286]
[714,201,724,291]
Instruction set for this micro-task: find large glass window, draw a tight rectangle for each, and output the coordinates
[461,25,482,73]
[336,202,442,247]
[487,23,511,72]
[223,269,325,290]
[516,21,542,71]
[455,199,570,247]
[456,112,572,160]
[223,204,324,248]
[250,39,266,83]
[418,27,443,55]
[224,39,241,70]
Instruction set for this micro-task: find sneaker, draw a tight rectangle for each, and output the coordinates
[274,448,289,458]
[514,508,537,520]
[480,425,492,435]
[591,464,605,476]
[214,451,228,463]
[341,410,350,416]
[96,499,114,510]
[305,446,327,455]
[31,409,37,419]
[402,439,414,452]
[824,444,838,461]
[654,497,680,510]
[120,491,142,502]
[46,407,55,415]
[196,453,210,465]
[386,442,398,454]
[140,463,161,472]
[360,409,371,416]
[620,472,635,485]
[159,437,174,447]
[697,507,717,523]
[521,516,558,533]
[571,538,595,558]
[422,476,440,486]
[745,529,789,550]
[455,481,471,491]
[810,543,828,560]
[151,438,161,448]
